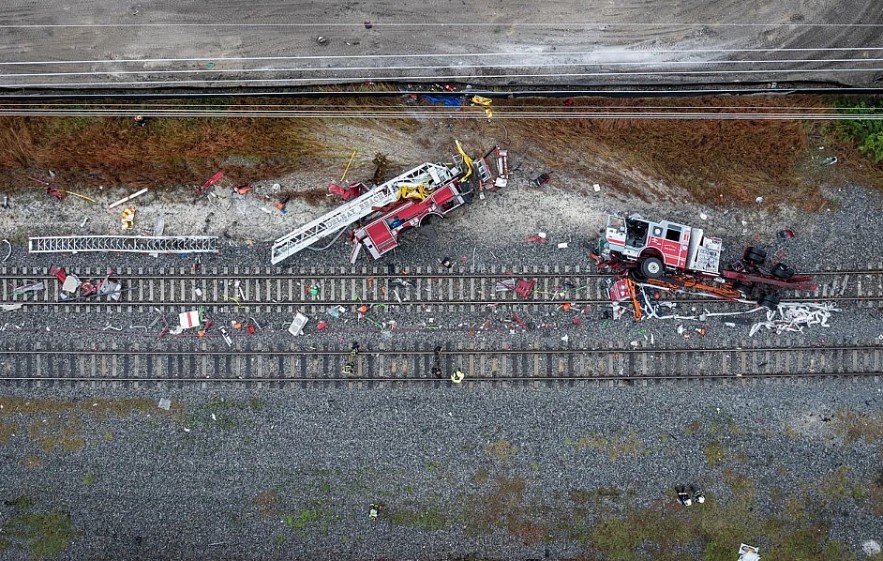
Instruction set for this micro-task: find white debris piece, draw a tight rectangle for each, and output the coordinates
[748,302,839,337]
[699,212,708,220]
[862,540,881,556]
[1,303,24,312]
[179,310,201,329]
[61,274,81,293]
[288,312,309,336]
[220,328,233,347]
[557,242,568,249]
[537,232,547,239]
[755,196,764,204]
[738,544,760,561]
[593,183,601,192]
[158,398,172,411]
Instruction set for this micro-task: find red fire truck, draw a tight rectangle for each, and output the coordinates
[594,213,816,309]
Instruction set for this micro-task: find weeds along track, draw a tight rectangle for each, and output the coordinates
[2,265,882,313]
[1,343,881,385]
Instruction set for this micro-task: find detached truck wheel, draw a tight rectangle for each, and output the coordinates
[640,257,664,279]
[758,293,780,311]
[744,247,767,265]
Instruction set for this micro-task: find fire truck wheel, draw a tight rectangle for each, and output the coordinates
[744,247,766,265]
[640,257,664,279]
[771,263,795,279]
[758,293,780,310]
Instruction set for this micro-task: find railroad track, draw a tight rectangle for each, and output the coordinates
[1,343,880,384]
[2,265,882,314]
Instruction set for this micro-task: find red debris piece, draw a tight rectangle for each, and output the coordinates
[317,320,329,331]
[234,184,252,195]
[515,279,536,299]
[49,265,67,283]
[526,236,547,244]
[196,171,224,195]
[202,318,213,332]
[46,187,65,201]
[510,312,527,330]
[246,324,256,335]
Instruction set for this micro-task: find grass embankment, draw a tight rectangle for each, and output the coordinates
[1,95,881,210]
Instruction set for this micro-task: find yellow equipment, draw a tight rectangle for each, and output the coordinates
[470,95,493,106]
[455,140,473,181]
[121,207,136,230]
[397,184,429,201]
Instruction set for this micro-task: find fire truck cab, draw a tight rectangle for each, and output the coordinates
[599,214,722,278]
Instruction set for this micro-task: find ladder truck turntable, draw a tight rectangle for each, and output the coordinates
[593,213,817,309]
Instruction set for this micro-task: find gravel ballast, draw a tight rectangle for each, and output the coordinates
[0,379,881,560]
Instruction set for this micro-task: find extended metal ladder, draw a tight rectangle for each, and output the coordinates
[28,236,219,254]
[271,161,460,264]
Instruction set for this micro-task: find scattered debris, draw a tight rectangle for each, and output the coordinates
[1,303,23,312]
[593,183,601,192]
[748,302,838,337]
[107,188,149,210]
[1,239,10,262]
[12,282,45,297]
[120,207,136,230]
[179,310,201,329]
[527,232,547,244]
[514,279,536,299]
[288,312,309,336]
[195,171,224,196]
[738,544,760,561]
[533,172,552,187]
[557,242,568,249]
[326,305,345,318]
[777,229,795,240]
[62,275,81,293]
[157,398,172,411]
[342,342,360,375]
[451,369,465,384]
[220,328,233,347]
[820,155,838,166]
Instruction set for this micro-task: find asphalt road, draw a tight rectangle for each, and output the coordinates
[0,0,880,90]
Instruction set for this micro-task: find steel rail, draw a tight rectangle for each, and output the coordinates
[2,344,876,356]
[0,268,878,280]
[2,343,880,384]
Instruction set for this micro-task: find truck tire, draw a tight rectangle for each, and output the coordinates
[744,247,766,265]
[758,293,780,310]
[640,257,664,279]
[771,263,795,279]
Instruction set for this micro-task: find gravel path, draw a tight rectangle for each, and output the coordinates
[0,379,881,560]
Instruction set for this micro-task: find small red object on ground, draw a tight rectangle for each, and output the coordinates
[515,279,536,299]
[49,265,67,283]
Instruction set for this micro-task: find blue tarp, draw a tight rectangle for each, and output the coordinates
[421,95,464,107]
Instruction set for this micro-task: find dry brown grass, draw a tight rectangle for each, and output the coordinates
[2,94,880,210]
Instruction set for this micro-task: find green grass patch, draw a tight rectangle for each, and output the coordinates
[838,100,883,162]
[4,511,77,560]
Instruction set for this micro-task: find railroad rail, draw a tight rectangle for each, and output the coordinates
[1,265,882,313]
[0,343,880,384]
